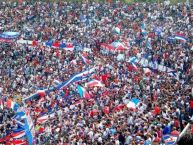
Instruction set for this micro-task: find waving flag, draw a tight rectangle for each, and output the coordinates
[0,99,3,110]
[163,135,178,145]
[175,35,187,42]
[85,79,104,88]
[6,99,20,111]
[65,43,74,51]
[113,26,121,34]
[143,68,151,76]
[23,67,96,102]
[81,55,92,64]
[77,85,91,99]
[113,104,125,112]
[127,98,140,109]
[146,38,152,49]
[12,139,27,145]
[128,57,138,64]
[12,131,26,139]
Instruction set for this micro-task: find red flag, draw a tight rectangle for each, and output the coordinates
[53,41,60,48]
[32,40,38,46]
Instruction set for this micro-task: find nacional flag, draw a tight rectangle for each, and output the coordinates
[81,55,92,64]
[37,115,49,124]
[128,56,138,64]
[77,85,91,99]
[113,104,126,112]
[52,41,60,48]
[37,90,46,97]
[127,98,140,109]
[163,135,178,145]
[85,79,104,88]
[65,43,74,51]
[0,99,3,110]
[113,26,121,34]
[11,139,27,145]
[143,68,151,76]
[146,38,152,49]
[175,35,187,42]
[11,130,26,139]
[6,99,20,111]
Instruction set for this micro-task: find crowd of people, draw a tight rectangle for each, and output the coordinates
[0,0,193,145]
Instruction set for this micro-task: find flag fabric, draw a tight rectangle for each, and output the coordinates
[128,57,138,64]
[77,85,91,99]
[81,55,92,64]
[127,98,140,109]
[0,99,3,110]
[0,32,20,39]
[175,35,187,42]
[146,38,152,49]
[11,131,26,139]
[23,67,96,102]
[143,68,151,76]
[6,99,20,111]
[113,26,121,34]
[113,104,125,112]
[37,90,46,97]
[11,139,27,145]
[163,135,178,145]
[85,80,104,88]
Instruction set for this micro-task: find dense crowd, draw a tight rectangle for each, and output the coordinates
[0,1,193,145]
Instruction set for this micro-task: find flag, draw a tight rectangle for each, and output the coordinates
[128,57,138,64]
[37,113,55,124]
[77,85,91,99]
[0,99,3,109]
[143,68,151,76]
[0,32,20,39]
[52,41,60,48]
[6,99,20,111]
[64,43,74,51]
[113,26,121,34]
[37,90,46,97]
[175,35,187,42]
[127,98,140,109]
[114,104,125,112]
[32,40,38,46]
[163,135,178,145]
[131,63,138,72]
[85,80,104,88]
[81,55,92,64]
[37,115,49,124]
[11,139,27,145]
[11,130,26,139]
[15,111,26,120]
[146,38,152,49]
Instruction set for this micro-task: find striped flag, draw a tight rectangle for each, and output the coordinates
[77,85,91,99]
[0,99,3,110]
[12,131,26,139]
[85,80,104,88]
[81,55,92,64]
[6,99,20,111]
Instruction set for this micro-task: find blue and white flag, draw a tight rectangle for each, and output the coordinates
[0,32,20,39]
